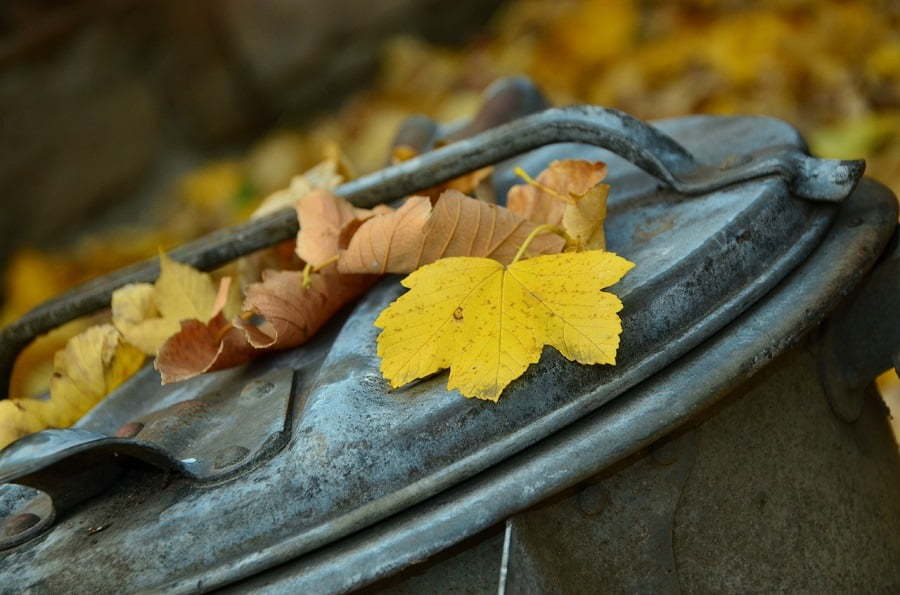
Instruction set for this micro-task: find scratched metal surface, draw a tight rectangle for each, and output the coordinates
[226,180,898,595]
[0,115,837,593]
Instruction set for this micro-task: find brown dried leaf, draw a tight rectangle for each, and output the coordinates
[237,270,377,349]
[240,159,344,284]
[155,270,376,384]
[155,315,255,384]
[237,239,304,288]
[295,190,393,267]
[295,189,360,266]
[338,190,565,274]
[507,160,608,225]
[155,277,255,383]
[337,196,431,274]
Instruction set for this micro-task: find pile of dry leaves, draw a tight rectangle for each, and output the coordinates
[0,158,634,448]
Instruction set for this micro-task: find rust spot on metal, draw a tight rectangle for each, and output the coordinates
[4,513,40,537]
[86,524,109,536]
[115,422,144,438]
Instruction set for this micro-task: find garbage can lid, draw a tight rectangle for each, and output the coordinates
[0,106,873,591]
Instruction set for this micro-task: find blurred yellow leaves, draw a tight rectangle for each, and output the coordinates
[0,325,144,449]
[0,400,45,452]
[47,325,145,426]
[375,250,634,401]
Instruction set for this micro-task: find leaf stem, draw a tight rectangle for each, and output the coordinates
[215,323,235,342]
[513,166,574,204]
[511,224,569,264]
[301,255,341,288]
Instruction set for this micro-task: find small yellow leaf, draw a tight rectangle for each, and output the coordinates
[112,253,219,355]
[375,250,634,401]
[154,252,218,325]
[0,321,147,449]
[112,283,173,355]
[47,324,145,426]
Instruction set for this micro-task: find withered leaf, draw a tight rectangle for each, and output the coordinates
[295,189,393,267]
[507,160,608,225]
[563,183,611,250]
[237,270,377,349]
[155,270,376,384]
[338,190,565,274]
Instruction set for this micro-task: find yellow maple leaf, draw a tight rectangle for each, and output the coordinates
[112,252,226,355]
[375,250,634,401]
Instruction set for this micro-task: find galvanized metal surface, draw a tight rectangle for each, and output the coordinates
[818,230,900,422]
[0,114,859,592]
[229,179,898,594]
[500,347,900,593]
[0,368,294,551]
[0,103,863,394]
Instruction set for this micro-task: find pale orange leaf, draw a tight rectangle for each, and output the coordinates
[507,160,608,225]
[338,190,565,274]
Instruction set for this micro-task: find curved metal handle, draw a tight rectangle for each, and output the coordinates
[0,105,864,393]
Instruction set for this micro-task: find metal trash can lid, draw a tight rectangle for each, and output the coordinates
[1,104,887,592]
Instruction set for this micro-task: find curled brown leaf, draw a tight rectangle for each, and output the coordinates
[155,315,255,384]
[155,270,377,384]
[237,270,377,349]
[295,190,394,267]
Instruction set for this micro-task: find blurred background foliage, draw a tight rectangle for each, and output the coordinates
[2,0,899,420]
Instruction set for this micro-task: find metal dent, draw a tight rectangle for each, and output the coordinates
[0,368,294,550]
